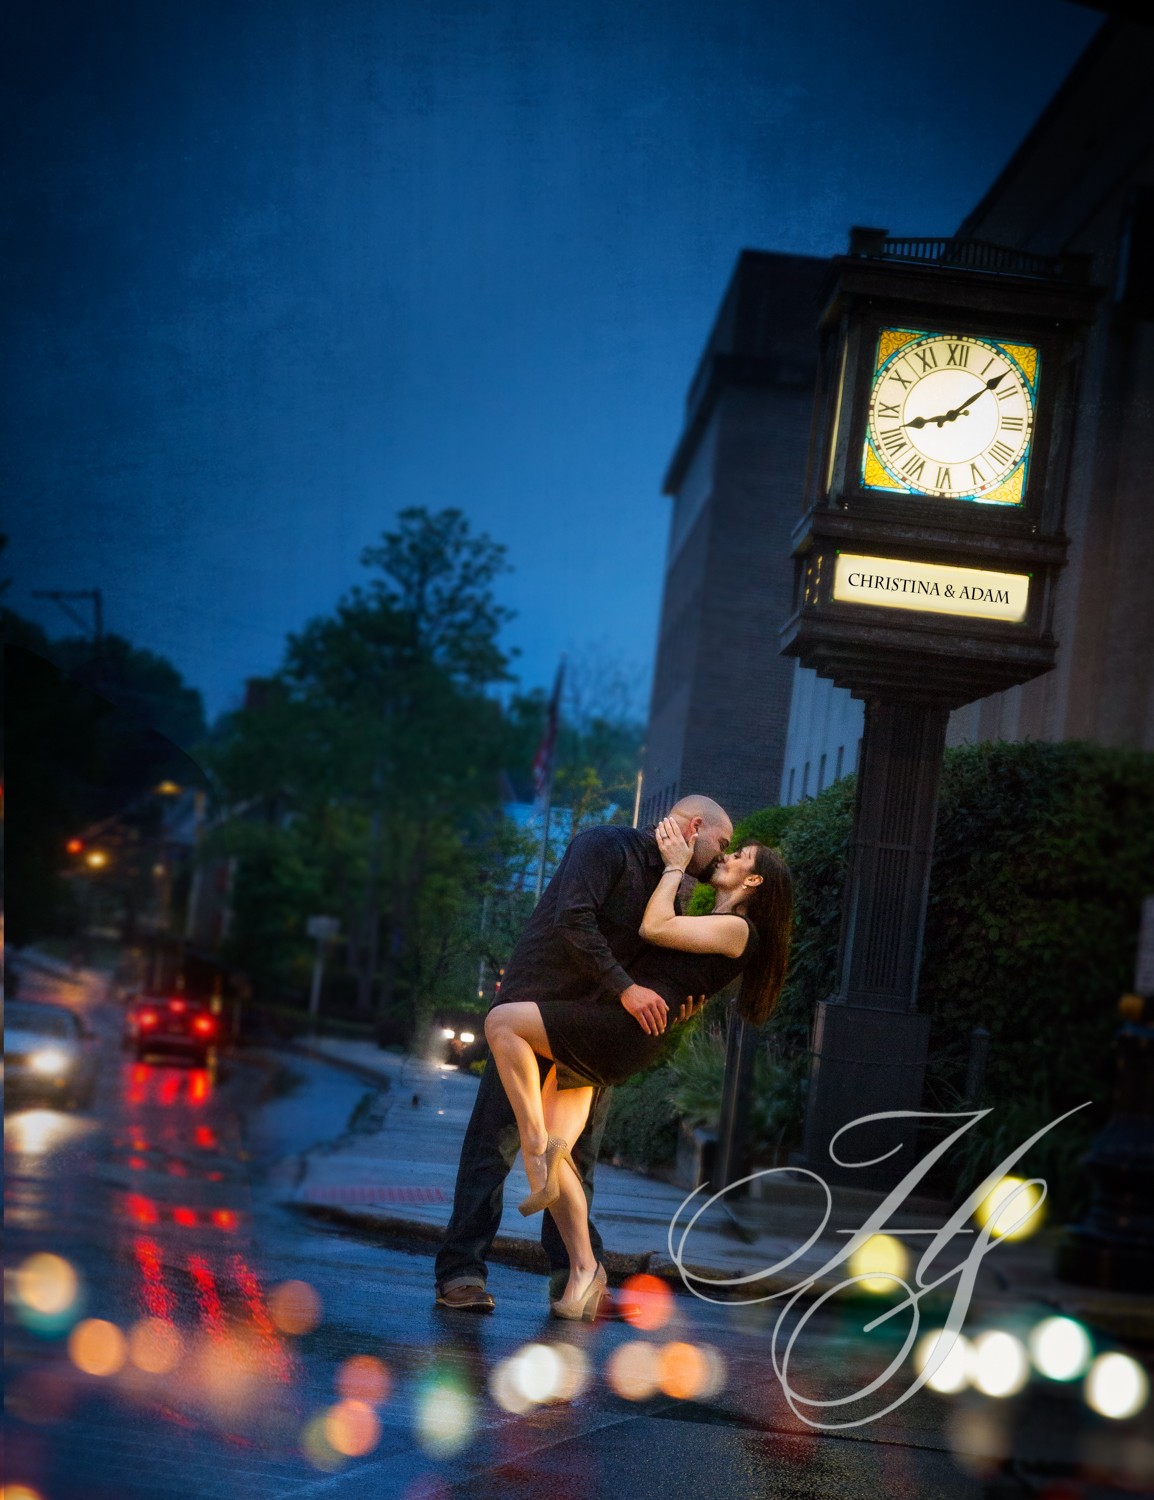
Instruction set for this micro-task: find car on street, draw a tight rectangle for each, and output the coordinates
[125,995,219,1066]
[4,998,99,1110]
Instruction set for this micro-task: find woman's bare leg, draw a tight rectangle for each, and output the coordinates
[483,1003,556,1195]
[541,1071,599,1300]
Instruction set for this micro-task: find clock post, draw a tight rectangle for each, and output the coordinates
[781,229,1099,1189]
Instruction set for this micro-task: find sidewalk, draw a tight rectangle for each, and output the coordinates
[277,1036,1154,1342]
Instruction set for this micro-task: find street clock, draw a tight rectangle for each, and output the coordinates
[782,233,1100,707]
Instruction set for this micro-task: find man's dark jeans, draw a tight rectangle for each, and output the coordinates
[434,1056,610,1294]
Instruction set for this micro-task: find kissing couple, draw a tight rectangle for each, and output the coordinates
[434,794,792,1318]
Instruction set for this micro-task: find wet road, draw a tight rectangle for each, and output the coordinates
[5,964,1141,1499]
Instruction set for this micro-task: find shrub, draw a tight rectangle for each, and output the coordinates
[599,1067,679,1170]
[767,739,1154,1213]
[666,1020,807,1161]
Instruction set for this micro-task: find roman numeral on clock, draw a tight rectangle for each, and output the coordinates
[1001,415,1025,431]
[987,440,1015,468]
[889,368,912,390]
[901,454,926,481]
[913,346,937,373]
[879,428,907,456]
[877,402,900,420]
[970,462,985,486]
[945,344,969,368]
[935,466,952,491]
[996,383,1018,402]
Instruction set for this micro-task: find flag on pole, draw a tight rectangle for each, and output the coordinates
[532,660,565,809]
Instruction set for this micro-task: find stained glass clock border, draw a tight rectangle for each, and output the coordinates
[862,327,1040,506]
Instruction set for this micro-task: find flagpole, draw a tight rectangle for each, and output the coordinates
[533,777,553,904]
[532,658,565,905]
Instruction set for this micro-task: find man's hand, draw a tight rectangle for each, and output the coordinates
[673,994,707,1026]
[621,984,669,1036]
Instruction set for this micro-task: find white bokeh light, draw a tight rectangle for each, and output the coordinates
[970,1330,1029,1399]
[1028,1317,1092,1382]
[1085,1353,1149,1421]
[915,1329,972,1394]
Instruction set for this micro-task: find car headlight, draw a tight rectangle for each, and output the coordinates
[30,1048,73,1075]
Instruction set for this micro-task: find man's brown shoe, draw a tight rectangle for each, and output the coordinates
[435,1284,495,1312]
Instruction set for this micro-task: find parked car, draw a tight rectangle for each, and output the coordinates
[125,995,218,1066]
[5,999,99,1110]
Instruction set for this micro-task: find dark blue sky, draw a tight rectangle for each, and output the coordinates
[4,0,1100,724]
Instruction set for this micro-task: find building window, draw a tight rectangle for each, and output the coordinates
[835,745,844,781]
[818,753,827,793]
[802,762,810,799]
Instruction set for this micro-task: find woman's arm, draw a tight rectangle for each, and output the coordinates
[640,819,749,958]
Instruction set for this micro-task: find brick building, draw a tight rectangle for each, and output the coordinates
[639,250,827,824]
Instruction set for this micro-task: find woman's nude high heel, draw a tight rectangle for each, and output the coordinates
[518,1135,578,1216]
[550,1263,607,1322]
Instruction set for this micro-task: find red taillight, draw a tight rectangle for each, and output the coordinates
[192,1014,216,1037]
[168,999,187,1013]
[138,1009,159,1028]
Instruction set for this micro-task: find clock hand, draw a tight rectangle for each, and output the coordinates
[903,371,1010,429]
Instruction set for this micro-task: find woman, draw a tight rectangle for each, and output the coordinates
[484,816,793,1320]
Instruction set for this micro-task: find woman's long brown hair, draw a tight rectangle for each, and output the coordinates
[732,841,793,1026]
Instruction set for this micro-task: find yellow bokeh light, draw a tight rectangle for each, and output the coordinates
[128,1318,183,1375]
[973,1176,1044,1240]
[324,1399,381,1457]
[3,1486,46,1500]
[1085,1352,1149,1421]
[416,1379,474,1457]
[301,1413,344,1471]
[970,1330,1029,1399]
[847,1234,909,1294]
[657,1342,710,1401]
[336,1354,390,1406]
[69,1318,127,1377]
[14,1253,79,1315]
[268,1280,322,1335]
[915,1329,972,1394]
[606,1340,659,1401]
[1028,1317,1092,1382]
[85,850,108,868]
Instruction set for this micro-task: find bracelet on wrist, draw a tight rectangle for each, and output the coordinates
[662,866,686,876]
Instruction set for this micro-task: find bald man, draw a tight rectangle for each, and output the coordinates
[434,796,733,1311]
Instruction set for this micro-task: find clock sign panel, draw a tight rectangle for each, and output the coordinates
[862,329,1039,504]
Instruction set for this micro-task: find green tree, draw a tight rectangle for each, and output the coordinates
[204,508,518,1020]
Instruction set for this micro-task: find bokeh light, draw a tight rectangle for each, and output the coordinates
[915,1329,972,1394]
[416,1375,475,1457]
[324,1399,381,1457]
[618,1274,673,1331]
[1028,1317,1092,1382]
[847,1234,909,1294]
[13,1253,79,1316]
[268,1280,322,1335]
[656,1341,710,1400]
[973,1175,1044,1240]
[68,1318,128,1377]
[606,1340,659,1401]
[489,1359,534,1415]
[337,1354,391,1406]
[128,1317,184,1375]
[3,1486,46,1500]
[1085,1352,1149,1420]
[301,1412,345,1471]
[969,1330,1029,1398]
[511,1343,564,1404]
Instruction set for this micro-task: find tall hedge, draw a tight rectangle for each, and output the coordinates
[773,740,1154,1128]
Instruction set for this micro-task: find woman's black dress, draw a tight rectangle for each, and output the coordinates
[535,919,757,1089]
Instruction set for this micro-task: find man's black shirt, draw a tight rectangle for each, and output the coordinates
[495,824,668,1008]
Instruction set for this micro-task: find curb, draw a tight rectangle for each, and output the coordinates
[282,1040,396,1091]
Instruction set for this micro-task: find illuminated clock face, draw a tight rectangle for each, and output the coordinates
[863,330,1038,503]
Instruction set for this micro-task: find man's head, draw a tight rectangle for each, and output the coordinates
[666,795,733,880]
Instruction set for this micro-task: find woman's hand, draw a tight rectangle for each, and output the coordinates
[656,815,694,873]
